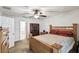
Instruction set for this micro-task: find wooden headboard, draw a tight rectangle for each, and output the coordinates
[50,25,73,36]
[49,24,77,51]
[49,24,77,38]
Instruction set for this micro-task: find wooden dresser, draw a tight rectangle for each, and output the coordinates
[0,28,9,53]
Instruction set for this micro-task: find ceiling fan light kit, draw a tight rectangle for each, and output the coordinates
[34,14,39,19]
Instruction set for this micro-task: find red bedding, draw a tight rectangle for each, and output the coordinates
[50,29,73,37]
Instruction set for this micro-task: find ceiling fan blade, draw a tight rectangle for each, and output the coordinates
[40,15,47,17]
[2,6,11,10]
[22,15,33,18]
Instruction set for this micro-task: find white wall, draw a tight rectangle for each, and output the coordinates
[14,17,20,42]
[0,12,2,25]
[0,18,1,26]
[0,12,1,16]
[66,9,79,24]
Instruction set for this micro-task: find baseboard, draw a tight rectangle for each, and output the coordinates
[9,40,19,49]
[9,43,15,48]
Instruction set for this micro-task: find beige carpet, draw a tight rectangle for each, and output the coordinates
[9,39,32,53]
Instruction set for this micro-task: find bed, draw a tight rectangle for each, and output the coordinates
[29,24,77,53]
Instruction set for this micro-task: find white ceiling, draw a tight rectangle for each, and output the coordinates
[28,6,79,12]
[0,6,79,17]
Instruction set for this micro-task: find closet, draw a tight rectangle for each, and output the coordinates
[30,23,39,36]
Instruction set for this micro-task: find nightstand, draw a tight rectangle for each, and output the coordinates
[40,32,48,35]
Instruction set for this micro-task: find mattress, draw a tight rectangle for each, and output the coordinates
[33,34,75,53]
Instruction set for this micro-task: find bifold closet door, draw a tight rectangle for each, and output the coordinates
[30,23,39,36]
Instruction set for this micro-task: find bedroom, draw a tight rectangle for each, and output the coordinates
[0,6,79,53]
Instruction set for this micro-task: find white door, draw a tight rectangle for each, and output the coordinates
[20,21,26,40]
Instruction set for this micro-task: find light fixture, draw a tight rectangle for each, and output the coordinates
[34,14,39,18]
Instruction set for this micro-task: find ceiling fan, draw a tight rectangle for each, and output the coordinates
[33,9,47,17]
[22,9,47,18]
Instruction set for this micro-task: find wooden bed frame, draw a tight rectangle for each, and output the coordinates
[29,24,77,53]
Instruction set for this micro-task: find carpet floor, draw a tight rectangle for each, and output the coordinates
[9,39,32,53]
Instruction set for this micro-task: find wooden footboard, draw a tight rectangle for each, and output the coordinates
[29,37,53,53]
[29,37,62,53]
